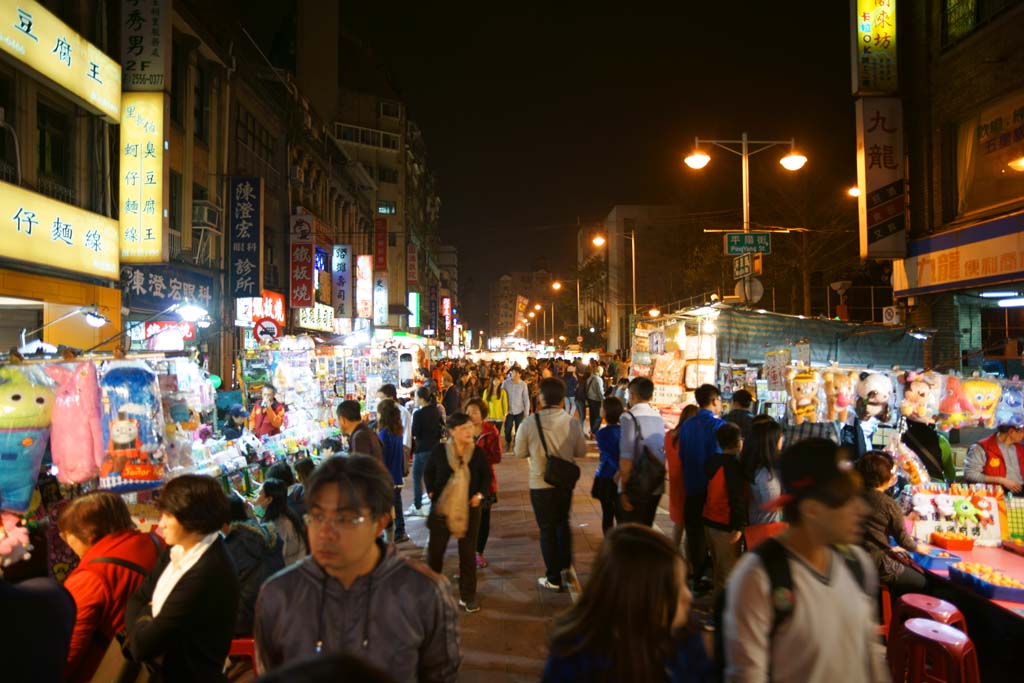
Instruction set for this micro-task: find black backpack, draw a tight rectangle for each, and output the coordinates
[711,537,869,681]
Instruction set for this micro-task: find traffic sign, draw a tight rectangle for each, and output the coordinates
[734,277,764,304]
[724,232,771,255]
[733,253,763,280]
[253,317,280,343]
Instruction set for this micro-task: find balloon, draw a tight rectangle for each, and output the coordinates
[210,374,222,389]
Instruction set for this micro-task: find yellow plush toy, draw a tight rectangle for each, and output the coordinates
[960,377,1002,429]
[822,369,857,423]
[787,368,821,425]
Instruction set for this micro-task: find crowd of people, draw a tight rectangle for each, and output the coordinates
[11,353,1021,682]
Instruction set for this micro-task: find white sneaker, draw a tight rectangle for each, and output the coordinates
[537,577,563,592]
[405,505,426,517]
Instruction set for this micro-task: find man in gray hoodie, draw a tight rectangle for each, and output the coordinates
[254,455,461,682]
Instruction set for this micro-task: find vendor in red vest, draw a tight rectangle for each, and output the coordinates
[964,422,1024,494]
[251,384,286,438]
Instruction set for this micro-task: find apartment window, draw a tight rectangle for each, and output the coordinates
[170,41,187,126]
[340,125,358,142]
[193,183,208,201]
[361,161,375,178]
[382,133,400,151]
[942,0,1021,47]
[0,73,13,178]
[169,171,183,231]
[194,61,209,143]
[388,232,398,247]
[377,199,397,215]
[379,100,401,118]
[237,109,251,147]
[237,108,274,163]
[37,101,70,185]
[378,166,399,184]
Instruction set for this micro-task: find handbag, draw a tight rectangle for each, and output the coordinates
[623,411,666,499]
[536,413,580,490]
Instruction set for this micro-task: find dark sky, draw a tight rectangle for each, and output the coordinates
[284,3,859,332]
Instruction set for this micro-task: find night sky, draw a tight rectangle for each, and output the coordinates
[258,2,860,333]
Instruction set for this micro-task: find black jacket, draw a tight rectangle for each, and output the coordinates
[126,537,240,683]
[442,386,462,417]
[723,408,754,442]
[412,403,445,453]
[223,521,285,636]
[348,422,384,461]
[423,443,492,504]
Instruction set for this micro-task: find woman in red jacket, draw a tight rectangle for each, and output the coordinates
[58,491,162,683]
[467,398,502,568]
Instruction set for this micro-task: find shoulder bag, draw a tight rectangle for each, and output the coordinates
[623,411,666,499]
[537,413,581,490]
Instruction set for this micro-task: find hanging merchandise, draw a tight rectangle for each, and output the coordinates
[995,378,1024,427]
[43,362,104,484]
[0,366,54,513]
[786,367,822,425]
[98,362,167,492]
[908,482,1006,547]
[855,372,894,424]
[898,370,941,424]
[822,367,857,423]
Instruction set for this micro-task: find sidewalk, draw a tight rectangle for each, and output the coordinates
[396,443,674,681]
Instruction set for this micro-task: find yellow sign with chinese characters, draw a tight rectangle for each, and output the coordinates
[0,179,119,278]
[296,302,336,332]
[0,0,120,121]
[851,0,897,95]
[119,91,165,262]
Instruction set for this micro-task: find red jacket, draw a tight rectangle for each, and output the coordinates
[251,400,286,438]
[979,433,1024,479]
[63,530,163,682]
[477,420,502,495]
[702,452,746,532]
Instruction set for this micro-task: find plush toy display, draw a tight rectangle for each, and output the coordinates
[855,372,893,423]
[939,376,970,431]
[954,498,981,526]
[995,382,1024,428]
[822,369,857,423]
[900,371,939,424]
[98,362,167,492]
[960,377,1002,429]
[934,494,956,519]
[912,492,935,519]
[786,368,821,425]
[43,362,104,485]
[971,493,994,527]
[0,367,54,514]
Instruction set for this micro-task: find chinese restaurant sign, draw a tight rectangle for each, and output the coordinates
[290,214,315,308]
[235,290,285,326]
[429,285,439,331]
[374,218,388,271]
[442,296,452,333]
[373,271,388,326]
[856,98,905,259]
[355,255,373,319]
[120,0,169,91]
[851,0,897,95]
[120,264,213,311]
[119,91,166,262]
[229,177,264,298]
[407,292,420,328]
[332,245,351,318]
[892,212,1024,298]
[407,242,418,284]
[296,302,335,333]
[0,0,120,120]
[1,179,118,278]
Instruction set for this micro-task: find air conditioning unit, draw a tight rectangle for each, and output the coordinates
[191,200,221,230]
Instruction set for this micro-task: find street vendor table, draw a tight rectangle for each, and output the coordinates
[913,545,1024,682]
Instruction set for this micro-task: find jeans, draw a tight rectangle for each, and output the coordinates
[530,487,573,586]
[504,412,524,444]
[587,399,602,435]
[619,493,660,527]
[427,506,482,602]
[575,399,586,428]
[683,494,709,581]
[392,486,406,536]
[477,500,492,554]
[592,476,618,534]
[411,451,431,510]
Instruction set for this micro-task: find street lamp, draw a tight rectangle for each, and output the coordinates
[591,235,606,247]
[590,230,637,315]
[682,133,808,233]
[648,308,661,318]
[847,186,860,198]
[551,279,581,337]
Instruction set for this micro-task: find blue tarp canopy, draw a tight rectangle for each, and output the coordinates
[713,308,924,368]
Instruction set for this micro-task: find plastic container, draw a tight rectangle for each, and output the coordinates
[1002,538,1024,558]
[912,549,961,571]
[974,577,1024,603]
[930,532,975,551]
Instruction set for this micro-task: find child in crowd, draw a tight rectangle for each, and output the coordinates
[592,397,624,534]
[702,422,746,600]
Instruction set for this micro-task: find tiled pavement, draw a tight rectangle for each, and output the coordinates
[395,443,675,681]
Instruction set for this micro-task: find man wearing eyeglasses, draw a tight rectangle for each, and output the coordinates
[254,455,461,681]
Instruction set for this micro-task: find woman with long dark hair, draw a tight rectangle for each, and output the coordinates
[739,416,784,525]
[377,398,409,544]
[543,524,710,682]
[255,477,308,566]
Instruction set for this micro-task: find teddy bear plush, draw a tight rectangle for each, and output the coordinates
[786,368,822,426]
[855,372,893,424]
[822,369,857,423]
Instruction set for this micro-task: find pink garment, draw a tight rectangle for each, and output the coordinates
[44,363,104,484]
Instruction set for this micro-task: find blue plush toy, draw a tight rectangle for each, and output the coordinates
[0,367,53,513]
[98,362,167,492]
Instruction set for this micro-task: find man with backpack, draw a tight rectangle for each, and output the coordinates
[617,377,666,526]
[720,438,887,683]
[514,377,587,592]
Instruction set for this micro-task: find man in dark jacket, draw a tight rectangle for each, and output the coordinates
[442,378,461,417]
[723,389,755,442]
[338,400,384,461]
[255,456,461,681]
[222,494,284,635]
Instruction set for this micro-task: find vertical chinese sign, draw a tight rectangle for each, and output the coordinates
[373,271,389,326]
[851,0,897,96]
[406,242,418,285]
[374,218,388,270]
[290,214,315,308]
[228,177,264,298]
[121,0,169,91]
[119,91,166,262]
[856,98,905,259]
[428,285,438,332]
[332,245,352,318]
[355,255,373,319]
[442,297,452,335]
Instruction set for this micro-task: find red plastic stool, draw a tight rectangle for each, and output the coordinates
[889,618,979,683]
[892,594,968,637]
[229,637,259,675]
[878,585,893,639]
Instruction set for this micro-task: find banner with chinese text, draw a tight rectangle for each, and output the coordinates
[235,290,285,326]
[120,264,214,311]
[851,0,897,95]
[374,218,388,270]
[121,0,169,91]
[332,245,352,318]
[229,177,263,298]
[428,285,438,331]
[856,97,905,259]
[119,92,166,262]
[290,214,315,308]
[373,271,389,326]
[407,242,418,284]
[355,255,373,319]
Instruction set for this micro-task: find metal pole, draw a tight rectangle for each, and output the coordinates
[551,301,555,344]
[741,132,750,233]
[630,228,637,315]
[576,279,581,334]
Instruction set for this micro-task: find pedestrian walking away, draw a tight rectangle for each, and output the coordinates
[410,386,445,517]
[617,377,667,528]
